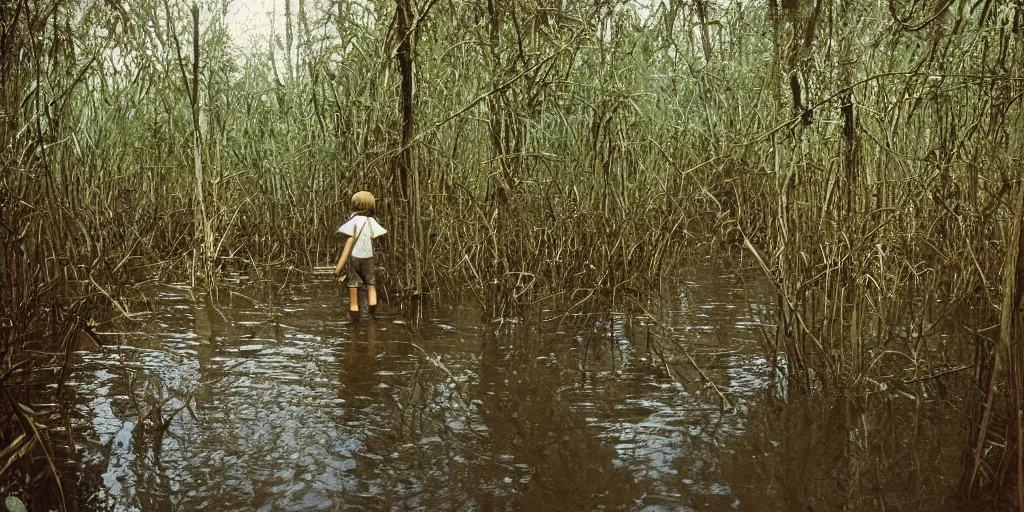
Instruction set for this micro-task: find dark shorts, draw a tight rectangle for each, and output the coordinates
[346,256,376,288]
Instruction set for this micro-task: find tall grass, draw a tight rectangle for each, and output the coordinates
[2,0,1023,507]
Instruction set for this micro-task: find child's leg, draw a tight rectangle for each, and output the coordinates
[349,287,359,312]
[363,257,378,308]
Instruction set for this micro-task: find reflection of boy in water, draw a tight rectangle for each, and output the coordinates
[339,322,378,412]
[334,191,387,319]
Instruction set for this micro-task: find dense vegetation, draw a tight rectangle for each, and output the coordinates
[2,0,1023,508]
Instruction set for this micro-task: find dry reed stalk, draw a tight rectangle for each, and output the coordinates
[2,0,1023,505]
[971,174,1024,506]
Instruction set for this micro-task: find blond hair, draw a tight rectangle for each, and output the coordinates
[351,191,375,211]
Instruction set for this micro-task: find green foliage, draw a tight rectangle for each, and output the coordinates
[2,0,1024,505]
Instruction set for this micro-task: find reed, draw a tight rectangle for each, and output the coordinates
[1,0,1023,507]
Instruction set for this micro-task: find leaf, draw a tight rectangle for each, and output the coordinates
[5,496,28,512]
[0,434,27,462]
[0,436,36,479]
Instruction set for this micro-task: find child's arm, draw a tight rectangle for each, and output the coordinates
[334,236,355,277]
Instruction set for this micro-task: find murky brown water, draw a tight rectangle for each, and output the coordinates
[64,263,971,511]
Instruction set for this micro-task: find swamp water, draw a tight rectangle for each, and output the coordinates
[64,263,968,511]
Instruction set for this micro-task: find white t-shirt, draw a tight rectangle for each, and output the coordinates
[337,216,386,258]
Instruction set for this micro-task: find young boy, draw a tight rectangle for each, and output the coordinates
[333,191,387,317]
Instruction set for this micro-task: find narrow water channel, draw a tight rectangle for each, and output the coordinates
[65,263,966,511]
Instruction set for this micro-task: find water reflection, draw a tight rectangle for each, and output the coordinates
[64,267,968,511]
[472,326,643,510]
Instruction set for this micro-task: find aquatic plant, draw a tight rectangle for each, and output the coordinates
[1,0,1022,508]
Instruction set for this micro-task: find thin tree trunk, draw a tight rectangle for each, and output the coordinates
[396,0,422,300]
[190,3,212,279]
[285,0,294,81]
[1004,176,1024,512]
[838,1,857,216]
[298,0,307,83]
[695,0,713,63]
